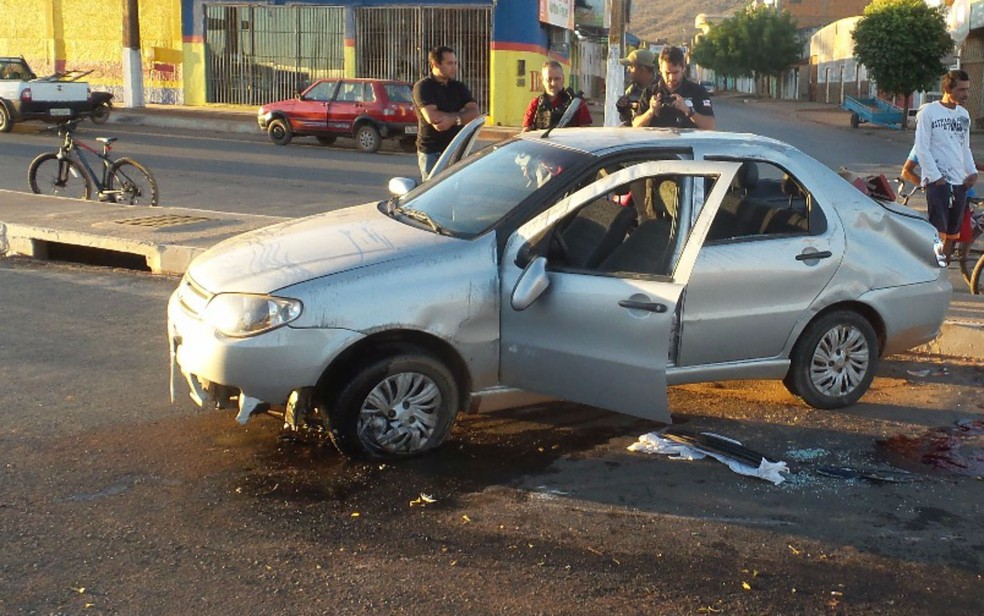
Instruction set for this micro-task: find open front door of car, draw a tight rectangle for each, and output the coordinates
[498,160,740,422]
[427,115,488,179]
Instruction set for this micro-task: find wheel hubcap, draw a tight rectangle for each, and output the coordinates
[357,372,441,454]
[809,324,870,397]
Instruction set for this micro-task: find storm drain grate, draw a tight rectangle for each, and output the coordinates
[114,214,216,228]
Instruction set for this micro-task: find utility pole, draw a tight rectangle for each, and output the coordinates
[123,0,144,107]
[604,0,626,127]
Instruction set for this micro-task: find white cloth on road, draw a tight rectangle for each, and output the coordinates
[628,431,790,485]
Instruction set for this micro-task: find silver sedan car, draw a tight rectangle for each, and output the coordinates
[167,125,950,459]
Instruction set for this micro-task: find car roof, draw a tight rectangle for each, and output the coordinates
[516,127,796,157]
[318,77,411,85]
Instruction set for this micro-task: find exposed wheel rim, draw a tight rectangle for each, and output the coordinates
[358,129,378,150]
[809,324,870,397]
[357,371,442,454]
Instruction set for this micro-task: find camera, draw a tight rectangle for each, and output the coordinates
[657,88,675,109]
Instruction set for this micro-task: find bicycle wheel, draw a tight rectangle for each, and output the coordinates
[106,157,159,206]
[28,153,92,200]
[971,252,984,295]
[957,226,983,285]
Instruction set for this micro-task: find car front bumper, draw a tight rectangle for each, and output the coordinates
[167,289,365,411]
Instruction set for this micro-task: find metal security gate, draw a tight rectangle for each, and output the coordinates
[205,4,344,105]
[356,6,490,114]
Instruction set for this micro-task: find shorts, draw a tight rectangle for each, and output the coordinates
[925,182,968,240]
[958,206,974,243]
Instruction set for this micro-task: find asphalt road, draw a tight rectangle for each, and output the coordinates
[0,120,419,217]
[2,98,984,614]
[2,256,983,614]
[0,97,909,219]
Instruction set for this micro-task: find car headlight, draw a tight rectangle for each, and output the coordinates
[202,293,303,337]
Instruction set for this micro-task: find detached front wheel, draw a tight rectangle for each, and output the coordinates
[786,311,878,409]
[326,352,460,459]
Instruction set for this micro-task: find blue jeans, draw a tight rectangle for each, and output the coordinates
[417,151,441,181]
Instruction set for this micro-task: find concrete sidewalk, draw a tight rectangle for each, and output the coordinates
[3,97,983,361]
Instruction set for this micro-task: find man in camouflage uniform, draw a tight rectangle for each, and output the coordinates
[615,49,657,126]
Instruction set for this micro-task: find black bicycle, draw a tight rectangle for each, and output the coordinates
[28,118,159,206]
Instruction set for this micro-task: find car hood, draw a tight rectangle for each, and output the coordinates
[259,100,296,114]
[186,202,457,294]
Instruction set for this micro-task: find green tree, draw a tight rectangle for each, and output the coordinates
[692,6,801,92]
[852,0,952,128]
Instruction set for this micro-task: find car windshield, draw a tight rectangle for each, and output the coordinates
[384,84,413,103]
[387,139,592,238]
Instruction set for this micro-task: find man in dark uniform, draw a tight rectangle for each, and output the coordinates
[633,46,715,130]
[412,46,480,180]
[615,49,657,126]
[521,61,592,131]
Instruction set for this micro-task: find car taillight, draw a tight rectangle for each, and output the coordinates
[21,88,32,102]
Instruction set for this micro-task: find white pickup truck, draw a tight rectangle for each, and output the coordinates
[0,56,112,132]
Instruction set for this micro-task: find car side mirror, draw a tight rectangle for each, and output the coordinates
[511,256,549,311]
[388,177,417,196]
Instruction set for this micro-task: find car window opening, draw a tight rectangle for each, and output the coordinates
[545,173,718,279]
[704,159,825,242]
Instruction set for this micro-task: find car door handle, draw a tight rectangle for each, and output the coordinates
[795,250,832,261]
[618,299,668,313]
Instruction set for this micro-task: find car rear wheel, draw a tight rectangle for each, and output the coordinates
[786,311,878,409]
[90,103,111,125]
[316,135,337,146]
[0,104,12,133]
[355,124,382,154]
[326,351,460,459]
[268,118,292,145]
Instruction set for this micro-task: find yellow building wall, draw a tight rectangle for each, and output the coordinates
[0,0,184,103]
[490,48,561,127]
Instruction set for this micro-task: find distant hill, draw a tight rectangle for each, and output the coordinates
[629,0,748,46]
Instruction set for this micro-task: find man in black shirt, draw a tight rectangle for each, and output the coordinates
[632,47,714,130]
[412,46,480,180]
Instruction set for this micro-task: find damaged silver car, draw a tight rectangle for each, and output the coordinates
[168,124,950,459]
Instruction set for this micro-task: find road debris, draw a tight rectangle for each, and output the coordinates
[628,429,789,485]
[409,493,436,507]
[815,466,919,483]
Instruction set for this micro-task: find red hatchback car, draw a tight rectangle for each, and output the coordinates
[257,78,418,153]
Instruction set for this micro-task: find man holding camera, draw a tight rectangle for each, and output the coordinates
[615,49,657,125]
[632,46,715,130]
